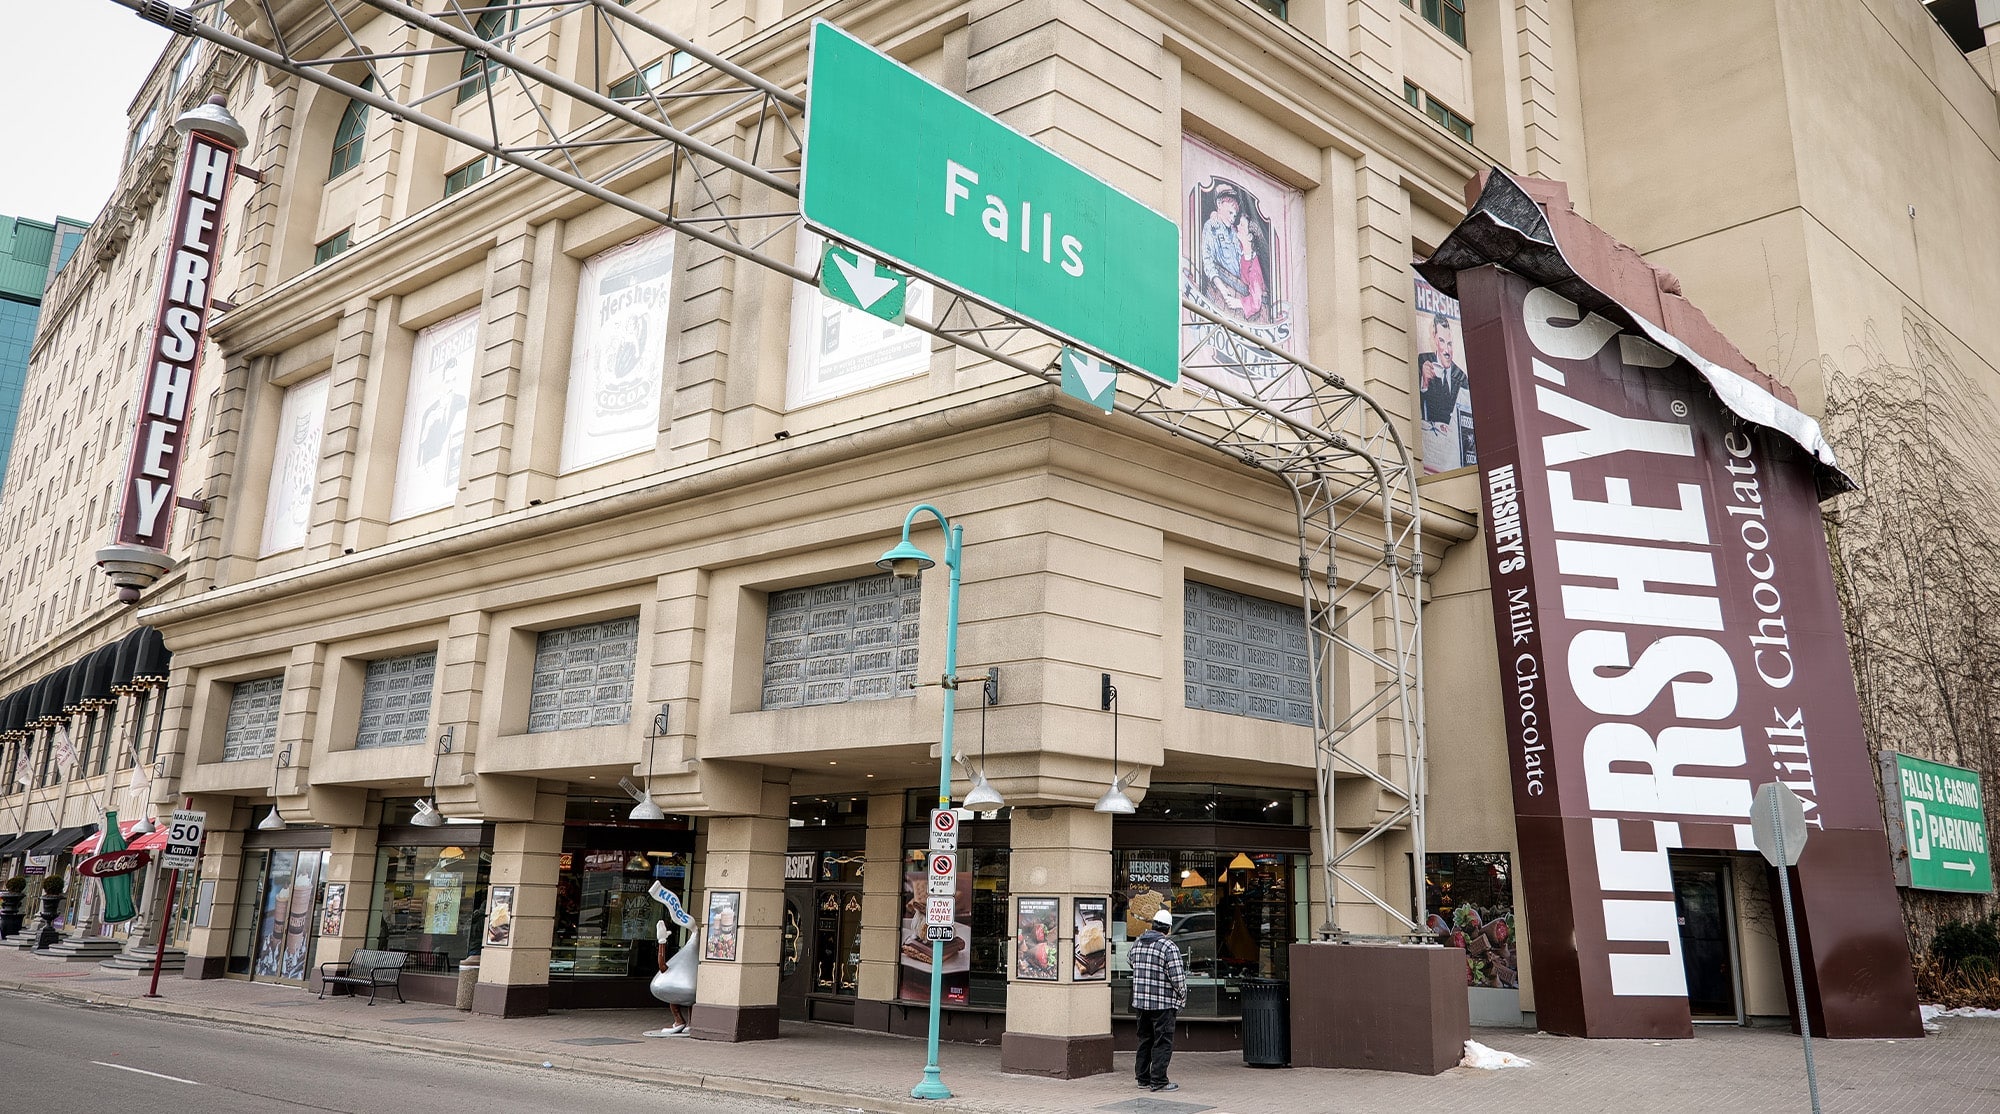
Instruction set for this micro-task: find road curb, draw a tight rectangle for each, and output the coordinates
[0,976,946,1114]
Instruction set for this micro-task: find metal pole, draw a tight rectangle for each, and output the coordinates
[1772,794,1820,1113]
[913,520,962,1101]
[145,794,193,998]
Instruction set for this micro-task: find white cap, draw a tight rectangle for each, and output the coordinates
[1152,909,1173,927]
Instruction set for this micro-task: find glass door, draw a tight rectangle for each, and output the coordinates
[811,888,862,997]
[1672,862,1740,1021]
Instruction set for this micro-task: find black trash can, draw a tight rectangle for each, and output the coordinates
[1239,977,1290,1067]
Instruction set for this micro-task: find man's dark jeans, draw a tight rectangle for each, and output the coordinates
[1134,1007,1179,1086]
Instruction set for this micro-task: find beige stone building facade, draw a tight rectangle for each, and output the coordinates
[2,0,1996,1071]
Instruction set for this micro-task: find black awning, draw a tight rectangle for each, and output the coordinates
[26,824,98,857]
[78,644,118,708]
[131,627,170,686]
[31,671,66,725]
[0,830,51,857]
[61,660,90,714]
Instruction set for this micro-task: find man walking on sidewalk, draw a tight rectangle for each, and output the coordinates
[1131,907,1187,1093]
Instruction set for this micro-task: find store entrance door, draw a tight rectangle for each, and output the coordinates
[778,886,812,1020]
[1671,858,1742,1022]
[228,849,330,985]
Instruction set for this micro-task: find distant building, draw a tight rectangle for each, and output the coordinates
[0,213,88,496]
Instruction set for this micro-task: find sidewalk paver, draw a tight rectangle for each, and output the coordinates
[2,945,1993,1113]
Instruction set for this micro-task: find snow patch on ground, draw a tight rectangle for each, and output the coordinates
[1460,1039,1533,1069]
[1921,1002,2000,1031]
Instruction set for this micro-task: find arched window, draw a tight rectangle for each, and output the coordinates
[457,8,512,104]
[328,77,373,180]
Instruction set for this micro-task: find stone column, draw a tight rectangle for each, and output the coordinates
[311,802,382,989]
[854,791,908,1028]
[180,796,248,980]
[691,768,790,1041]
[472,783,566,1018]
[1001,807,1114,1078]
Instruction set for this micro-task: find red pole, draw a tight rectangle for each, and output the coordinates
[144,795,194,999]
[144,867,179,999]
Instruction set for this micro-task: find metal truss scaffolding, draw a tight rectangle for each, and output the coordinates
[117,0,1427,934]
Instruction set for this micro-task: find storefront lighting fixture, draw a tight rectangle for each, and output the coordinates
[629,706,669,821]
[876,502,965,1102]
[1229,852,1256,872]
[956,667,1005,812]
[258,746,294,830]
[130,814,156,836]
[1181,868,1208,887]
[1093,673,1136,815]
[411,729,453,828]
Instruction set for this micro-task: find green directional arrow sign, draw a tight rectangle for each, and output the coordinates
[1886,752,1992,894]
[802,21,1180,386]
[1059,346,1118,412]
[820,242,909,324]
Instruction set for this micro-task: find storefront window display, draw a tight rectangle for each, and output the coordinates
[898,846,1010,1008]
[1108,850,1304,1017]
[369,843,490,973]
[1424,851,1518,989]
[551,796,694,979]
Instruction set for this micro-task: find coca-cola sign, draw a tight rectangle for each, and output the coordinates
[77,850,151,878]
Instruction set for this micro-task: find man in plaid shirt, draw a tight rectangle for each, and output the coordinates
[1129,907,1187,1092]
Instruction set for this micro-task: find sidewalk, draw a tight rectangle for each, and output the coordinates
[1,946,1994,1114]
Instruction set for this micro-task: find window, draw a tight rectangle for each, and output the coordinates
[171,45,199,93]
[1112,849,1304,1017]
[552,815,694,980]
[608,61,666,101]
[368,840,491,972]
[1402,82,1474,143]
[1183,581,1313,726]
[127,105,158,163]
[899,844,1010,1008]
[526,617,639,733]
[328,80,372,180]
[457,7,513,104]
[761,574,921,709]
[1250,0,1288,18]
[221,676,284,761]
[313,230,352,265]
[1406,0,1466,45]
[354,651,437,749]
[443,157,489,196]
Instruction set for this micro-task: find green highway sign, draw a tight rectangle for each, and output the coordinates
[820,242,909,324]
[1059,346,1118,411]
[801,21,1180,386]
[1885,752,1992,894]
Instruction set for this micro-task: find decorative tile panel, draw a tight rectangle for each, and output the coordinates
[762,573,920,709]
[354,651,437,749]
[221,675,284,762]
[1183,581,1313,726]
[527,616,640,733]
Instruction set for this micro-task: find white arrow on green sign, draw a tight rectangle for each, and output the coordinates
[820,242,909,324]
[801,21,1180,386]
[1059,346,1118,412]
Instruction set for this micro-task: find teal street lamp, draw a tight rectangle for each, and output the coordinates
[877,503,962,1101]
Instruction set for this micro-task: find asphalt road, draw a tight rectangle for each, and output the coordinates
[0,990,839,1114]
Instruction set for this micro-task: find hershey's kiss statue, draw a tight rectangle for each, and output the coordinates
[644,882,698,1036]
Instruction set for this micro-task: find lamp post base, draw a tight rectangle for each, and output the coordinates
[910,1066,952,1100]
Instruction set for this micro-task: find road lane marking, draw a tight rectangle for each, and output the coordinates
[91,1061,203,1085]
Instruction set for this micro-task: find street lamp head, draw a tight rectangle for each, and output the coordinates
[1093,783,1136,815]
[257,805,288,831]
[962,773,1006,813]
[876,538,936,579]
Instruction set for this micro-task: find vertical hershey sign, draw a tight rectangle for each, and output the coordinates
[114,126,239,551]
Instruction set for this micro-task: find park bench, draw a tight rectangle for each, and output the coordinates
[318,948,408,1004]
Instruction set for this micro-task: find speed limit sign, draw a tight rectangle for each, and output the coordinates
[161,809,207,870]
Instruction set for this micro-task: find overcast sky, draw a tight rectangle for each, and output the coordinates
[1,2,172,222]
